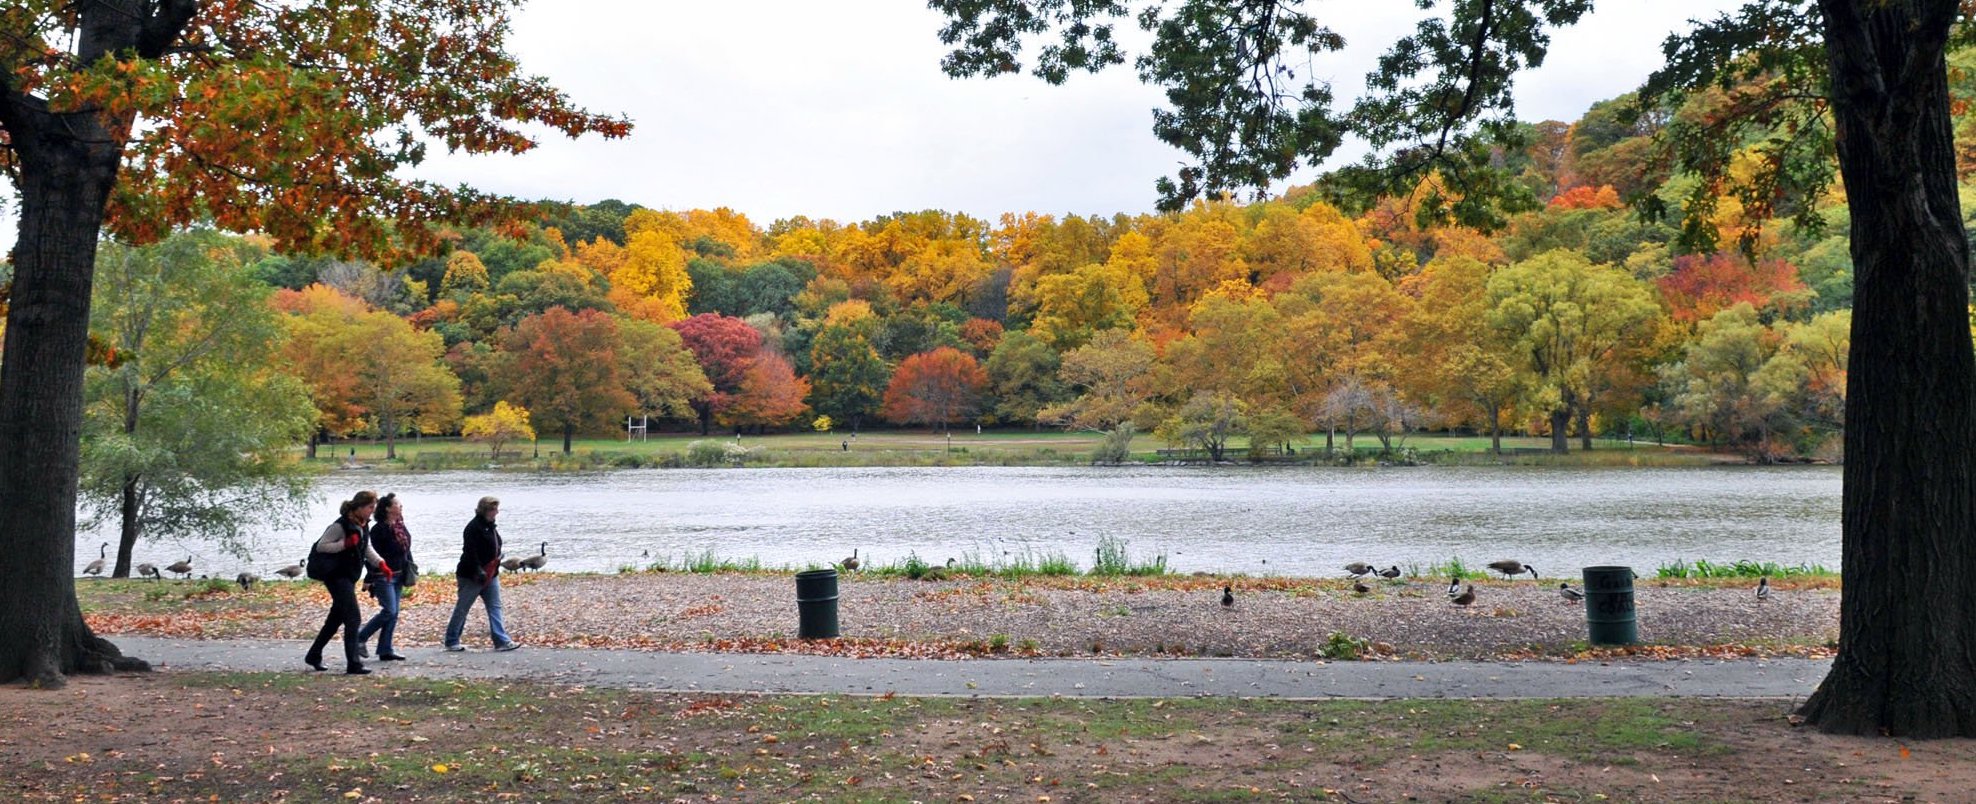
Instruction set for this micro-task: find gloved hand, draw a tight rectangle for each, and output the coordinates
[474,570,487,585]
[344,531,360,550]
[378,563,394,581]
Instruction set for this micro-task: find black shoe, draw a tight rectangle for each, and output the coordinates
[378,652,408,661]
[345,665,372,675]
[305,657,326,671]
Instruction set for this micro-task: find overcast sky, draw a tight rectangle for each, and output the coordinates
[0,1,1745,255]
[403,0,1742,226]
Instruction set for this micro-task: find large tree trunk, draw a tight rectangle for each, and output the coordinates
[0,99,149,685]
[1575,406,1593,452]
[562,422,574,454]
[1547,409,1570,454]
[1799,0,1976,737]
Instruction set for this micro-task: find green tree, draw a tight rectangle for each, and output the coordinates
[617,319,714,423]
[0,1,626,685]
[350,311,463,460]
[1487,250,1660,453]
[983,331,1068,427]
[81,232,315,577]
[1155,391,1247,462]
[807,324,891,431]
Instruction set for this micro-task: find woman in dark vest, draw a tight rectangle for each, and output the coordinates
[443,495,516,651]
[356,492,412,661]
[306,490,390,674]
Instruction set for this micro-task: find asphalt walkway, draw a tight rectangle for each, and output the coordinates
[113,636,1829,700]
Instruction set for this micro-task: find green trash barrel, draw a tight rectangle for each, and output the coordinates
[795,568,840,639]
[1582,566,1638,646]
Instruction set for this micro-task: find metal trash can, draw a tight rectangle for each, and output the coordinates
[795,568,840,639]
[1582,565,1638,646]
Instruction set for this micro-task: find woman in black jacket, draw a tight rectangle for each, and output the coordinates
[356,492,413,661]
[442,496,517,651]
[306,490,389,674]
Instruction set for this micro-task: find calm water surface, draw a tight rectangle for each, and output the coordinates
[82,465,1842,579]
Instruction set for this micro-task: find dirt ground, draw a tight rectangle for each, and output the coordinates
[2,671,1971,803]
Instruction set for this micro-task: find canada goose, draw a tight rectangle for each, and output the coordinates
[236,572,259,590]
[1376,566,1401,580]
[1558,582,1584,603]
[83,543,107,576]
[1343,562,1375,578]
[275,557,305,579]
[1220,585,1235,607]
[1487,560,1536,580]
[840,549,860,571]
[500,556,524,572]
[1353,581,1371,595]
[1451,585,1477,607]
[166,556,194,579]
[1756,577,1772,601]
[520,542,548,572]
[1445,576,1462,597]
[136,563,160,580]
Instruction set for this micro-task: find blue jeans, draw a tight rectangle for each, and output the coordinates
[357,580,401,654]
[444,575,512,648]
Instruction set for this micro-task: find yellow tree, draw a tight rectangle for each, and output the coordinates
[463,401,534,460]
[1396,256,1526,453]
[440,250,492,298]
[1028,260,1151,349]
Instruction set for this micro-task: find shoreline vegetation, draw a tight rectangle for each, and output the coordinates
[307,430,1771,473]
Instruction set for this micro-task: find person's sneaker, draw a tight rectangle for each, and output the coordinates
[444,644,466,652]
[494,642,520,652]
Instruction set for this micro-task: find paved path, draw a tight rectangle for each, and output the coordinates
[115,637,1829,700]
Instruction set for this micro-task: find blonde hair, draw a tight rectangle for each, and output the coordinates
[476,496,500,516]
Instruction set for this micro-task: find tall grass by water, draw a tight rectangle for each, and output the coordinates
[1655,559,1835,579]
[614,538,1166,580]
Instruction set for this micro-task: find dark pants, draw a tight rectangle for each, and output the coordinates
[306,577,364,669]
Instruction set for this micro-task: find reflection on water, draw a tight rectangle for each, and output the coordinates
[83,465,1842,579]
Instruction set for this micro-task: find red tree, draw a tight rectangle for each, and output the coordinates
[881,347,988,432]
[1658,252,1809,324]
[721,351,811,431]
[499,308,634,453]
[670,314,764,434]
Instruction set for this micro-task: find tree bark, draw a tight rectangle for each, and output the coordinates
[1547,409,1570,454]
[114,474,141,578]
[0,93,150,686]
[562,422,574,454]
[1576,406,1593,452]
[1799,0,1976,737]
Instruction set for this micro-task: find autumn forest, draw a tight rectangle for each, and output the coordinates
[40,76,1976,471]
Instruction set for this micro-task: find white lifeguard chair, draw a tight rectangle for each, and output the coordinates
[626,414,649,441]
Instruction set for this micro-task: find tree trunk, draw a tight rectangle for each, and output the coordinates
[1548,409,1570,454]
[0,108,149,686]
[1488,407,1503,456]
[383,410,397,460]
[1799,0,1976,737]
[113,474,142,579]
[562,422,574,454]
[1576,406,1593,452]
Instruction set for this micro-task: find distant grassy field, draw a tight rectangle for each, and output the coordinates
[302,429,1713,471]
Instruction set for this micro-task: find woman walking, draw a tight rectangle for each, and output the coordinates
[443,496,518,651]
[306,490,391,674]
[356,492,413,661]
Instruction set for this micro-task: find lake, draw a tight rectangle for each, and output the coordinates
[80,464,1843,579]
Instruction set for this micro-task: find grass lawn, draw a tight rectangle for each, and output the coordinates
[1,670,1955,802]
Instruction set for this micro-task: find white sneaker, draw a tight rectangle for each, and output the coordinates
[443,644,466,652]
[494,642,520,652]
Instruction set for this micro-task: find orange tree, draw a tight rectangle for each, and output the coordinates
[0,1,627,686]
[881,347,988,433]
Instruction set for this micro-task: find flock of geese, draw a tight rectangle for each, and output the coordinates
[82,540,554,586]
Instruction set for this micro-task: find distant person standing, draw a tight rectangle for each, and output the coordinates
[306,490,388,674]
[357,492,413,661]
[443,496,517,652]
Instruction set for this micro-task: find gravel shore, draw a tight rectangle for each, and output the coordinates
[141,572,1839,661]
